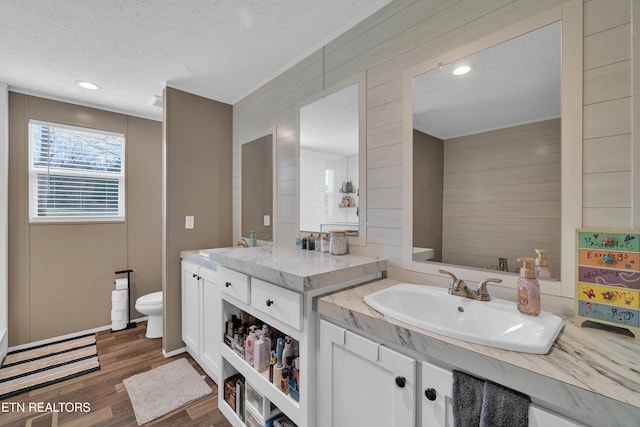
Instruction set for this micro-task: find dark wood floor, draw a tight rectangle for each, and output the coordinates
[0,322,232,426]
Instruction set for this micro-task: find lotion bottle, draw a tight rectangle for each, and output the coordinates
[254,325,271,373]
[534,249,552,279]
[516,257,541,316]
[244,325,257,365]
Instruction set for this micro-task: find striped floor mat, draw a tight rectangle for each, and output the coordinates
[0,333,100,399]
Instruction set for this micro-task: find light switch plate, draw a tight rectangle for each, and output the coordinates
[185,216,194,229]
[264,215,271,226]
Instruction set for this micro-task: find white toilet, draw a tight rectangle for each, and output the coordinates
[135,291,163,338]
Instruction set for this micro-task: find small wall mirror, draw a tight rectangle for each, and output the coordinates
[404,1,583,297]
[298,78,366,243]
[241,132,273,242]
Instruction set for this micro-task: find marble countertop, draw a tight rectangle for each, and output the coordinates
[317,279,640,426]
[181,245,386,292]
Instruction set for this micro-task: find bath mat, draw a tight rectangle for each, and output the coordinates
[0,333,100,399]
[123,357,212,425]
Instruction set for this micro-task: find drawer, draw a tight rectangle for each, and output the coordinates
[251,278,302,331]
[218,265,250,303]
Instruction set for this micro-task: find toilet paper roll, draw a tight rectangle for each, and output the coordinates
[111,320,126,331]
[112,289,127,302]
[111,310,126,321]
[112,299,127,311]
[115,278,128,290]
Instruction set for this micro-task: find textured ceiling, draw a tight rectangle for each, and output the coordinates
[0,0,391,121]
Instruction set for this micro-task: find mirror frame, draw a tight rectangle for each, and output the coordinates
[239,127,276,243]
[402,1,582,298]
[296,72,367,246]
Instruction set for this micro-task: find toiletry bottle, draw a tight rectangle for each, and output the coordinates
[281,368,290,395]
[534,249,552,279]
[254,325,271,373]
[269,350,276,382]
[516,258,541,316]
[294,357,300,389]
[244,325,257,365]
[282,336,293,362]
[249,230,257,247]
[307,234,315,250]
[273,337,284,387]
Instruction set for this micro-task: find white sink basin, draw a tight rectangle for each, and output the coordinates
[363,283,564,354]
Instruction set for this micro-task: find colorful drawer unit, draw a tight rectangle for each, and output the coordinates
[576,229,640,339]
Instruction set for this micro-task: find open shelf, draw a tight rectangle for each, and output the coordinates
[221,345,301,425]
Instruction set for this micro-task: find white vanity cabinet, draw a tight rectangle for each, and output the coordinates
[320,319,583,427]
[419,361,582,427]
[421,361,454,427]
[181,260,221,383]
[183,246,387,427]
[318,320,416,427]
[218,267,305,427]
[181,261,200,353]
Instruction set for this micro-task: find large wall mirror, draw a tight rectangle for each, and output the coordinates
[298,75,366,245]
[403,2,582,297]
[241,131,274,242]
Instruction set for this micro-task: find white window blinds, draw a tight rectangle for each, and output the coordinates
[28,120,125,222]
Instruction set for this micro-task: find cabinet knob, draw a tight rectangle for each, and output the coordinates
[425,388,437,401]
[395,376,406,388]
[192,273,197,278]
[225,281,231,288]
[266,299,274,307]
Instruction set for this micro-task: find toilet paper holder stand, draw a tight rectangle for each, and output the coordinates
[113,269,136,332]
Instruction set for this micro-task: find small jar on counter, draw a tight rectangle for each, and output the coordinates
[320,234,330,253]
[329,231,348,255]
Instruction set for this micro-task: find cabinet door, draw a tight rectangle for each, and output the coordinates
[200,268,220,382]
[319,320,415,427]
[421,361,454,427]
[181,261,201,354]
[529,405,585,427]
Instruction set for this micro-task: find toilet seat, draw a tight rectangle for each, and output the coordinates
[136,291,162,307]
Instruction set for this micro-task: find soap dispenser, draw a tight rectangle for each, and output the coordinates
[516,258,540,316]
[534,249,552,279]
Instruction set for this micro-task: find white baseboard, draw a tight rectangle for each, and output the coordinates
[8,317,148,352]
[162,346,187,358]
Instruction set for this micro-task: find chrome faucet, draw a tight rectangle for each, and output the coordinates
[438,270,502,301]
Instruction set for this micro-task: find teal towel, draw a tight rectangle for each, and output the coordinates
[453,370,530,427]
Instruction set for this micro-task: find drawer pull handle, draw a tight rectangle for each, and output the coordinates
[395,376,406,388]
[192,273,197,278]
[425,388,437,401]
[266,299,274,307]
[225,281,231,288]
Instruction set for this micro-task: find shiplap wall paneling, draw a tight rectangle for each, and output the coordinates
[582,0,632,228]
[441,119,561,273]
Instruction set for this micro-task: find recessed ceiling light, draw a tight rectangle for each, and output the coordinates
[75,80,101,90]
[452,65,472,76]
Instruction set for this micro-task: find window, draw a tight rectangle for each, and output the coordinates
[28,120,125,222]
